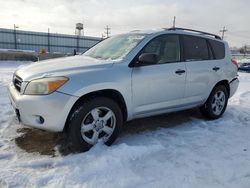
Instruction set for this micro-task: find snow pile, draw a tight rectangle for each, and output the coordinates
[0,49,36,53]
[0,61,250,187]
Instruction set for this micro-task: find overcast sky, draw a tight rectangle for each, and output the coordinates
[0,0,249,47]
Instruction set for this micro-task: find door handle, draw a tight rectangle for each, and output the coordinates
[175,69,186,75]
[213,67,220,71]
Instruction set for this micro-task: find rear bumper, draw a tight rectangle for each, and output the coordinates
[229,77,239,98]
[8,82,78,132]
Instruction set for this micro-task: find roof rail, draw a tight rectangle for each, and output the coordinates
[167,27,222,40]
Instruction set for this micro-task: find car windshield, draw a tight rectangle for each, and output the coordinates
[84,34,146,60]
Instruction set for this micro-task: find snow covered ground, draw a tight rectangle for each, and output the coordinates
[0,61,250,188]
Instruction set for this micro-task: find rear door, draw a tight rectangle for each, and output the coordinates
[131,34,187,116]
[182,35,222,104]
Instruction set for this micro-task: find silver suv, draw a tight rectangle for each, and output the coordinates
[8,28,239,151]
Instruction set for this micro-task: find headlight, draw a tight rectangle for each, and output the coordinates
[24,77,68,95]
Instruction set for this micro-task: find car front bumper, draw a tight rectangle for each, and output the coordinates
[8,82,78,132]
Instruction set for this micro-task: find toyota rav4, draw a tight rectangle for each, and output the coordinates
[8,28,239,151]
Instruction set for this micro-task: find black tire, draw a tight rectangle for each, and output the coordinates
[67,97,123,152]
[200,85,229,119]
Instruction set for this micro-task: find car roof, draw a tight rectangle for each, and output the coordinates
[130,28,223,42]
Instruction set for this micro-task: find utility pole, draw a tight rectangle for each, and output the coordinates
[173,16,176,28]
[104,25,111,38]
[220,26,227,40]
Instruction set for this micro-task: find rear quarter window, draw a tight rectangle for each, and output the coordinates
[209,40,225,59]
[183,35,209,61]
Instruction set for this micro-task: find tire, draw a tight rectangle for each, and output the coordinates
[67,97,123,152]
[200,85,229,119]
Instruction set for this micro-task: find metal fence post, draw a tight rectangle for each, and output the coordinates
[76,35,79,52]
[47,28,50,53]
[13,24,17,49]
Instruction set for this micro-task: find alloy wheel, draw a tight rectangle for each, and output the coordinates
[211,91,226,116]
[80,107,116,145]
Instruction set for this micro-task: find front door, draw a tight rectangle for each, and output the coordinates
[131,34,186,116]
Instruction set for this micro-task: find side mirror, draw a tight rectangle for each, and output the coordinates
[136,53,157,66]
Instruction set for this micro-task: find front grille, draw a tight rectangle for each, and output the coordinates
[13,74,23,92]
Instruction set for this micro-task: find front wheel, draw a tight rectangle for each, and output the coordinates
[200,85,229,119]
[67,97,123,152]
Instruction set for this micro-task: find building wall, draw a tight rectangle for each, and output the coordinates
[0,28,101,54]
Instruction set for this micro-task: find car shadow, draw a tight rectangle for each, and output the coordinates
[15,108,203,156]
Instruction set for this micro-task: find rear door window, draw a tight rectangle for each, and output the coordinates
[183,35,209,61]
[209,40,225,59]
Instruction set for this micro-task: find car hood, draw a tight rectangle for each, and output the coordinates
[15,55,115,81]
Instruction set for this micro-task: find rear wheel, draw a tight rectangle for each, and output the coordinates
[200,85,229,119]
[67,97,123,152]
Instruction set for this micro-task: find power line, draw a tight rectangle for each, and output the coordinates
[227,32,250,39]
[227,29,250,34]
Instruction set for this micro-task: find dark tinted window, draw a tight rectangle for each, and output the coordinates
[141,35,180,64]
[183,35,209,61]
[209,40,225,59]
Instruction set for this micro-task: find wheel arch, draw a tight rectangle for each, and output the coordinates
[63,89,128,132]
[213,80,230,97]
[200,79,230,119]
[204,80,230,105]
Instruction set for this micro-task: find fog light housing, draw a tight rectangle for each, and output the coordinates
[35,115,44,124]
[39,116,45,124]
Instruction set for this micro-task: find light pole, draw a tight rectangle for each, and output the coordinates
[14,24,19,49]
